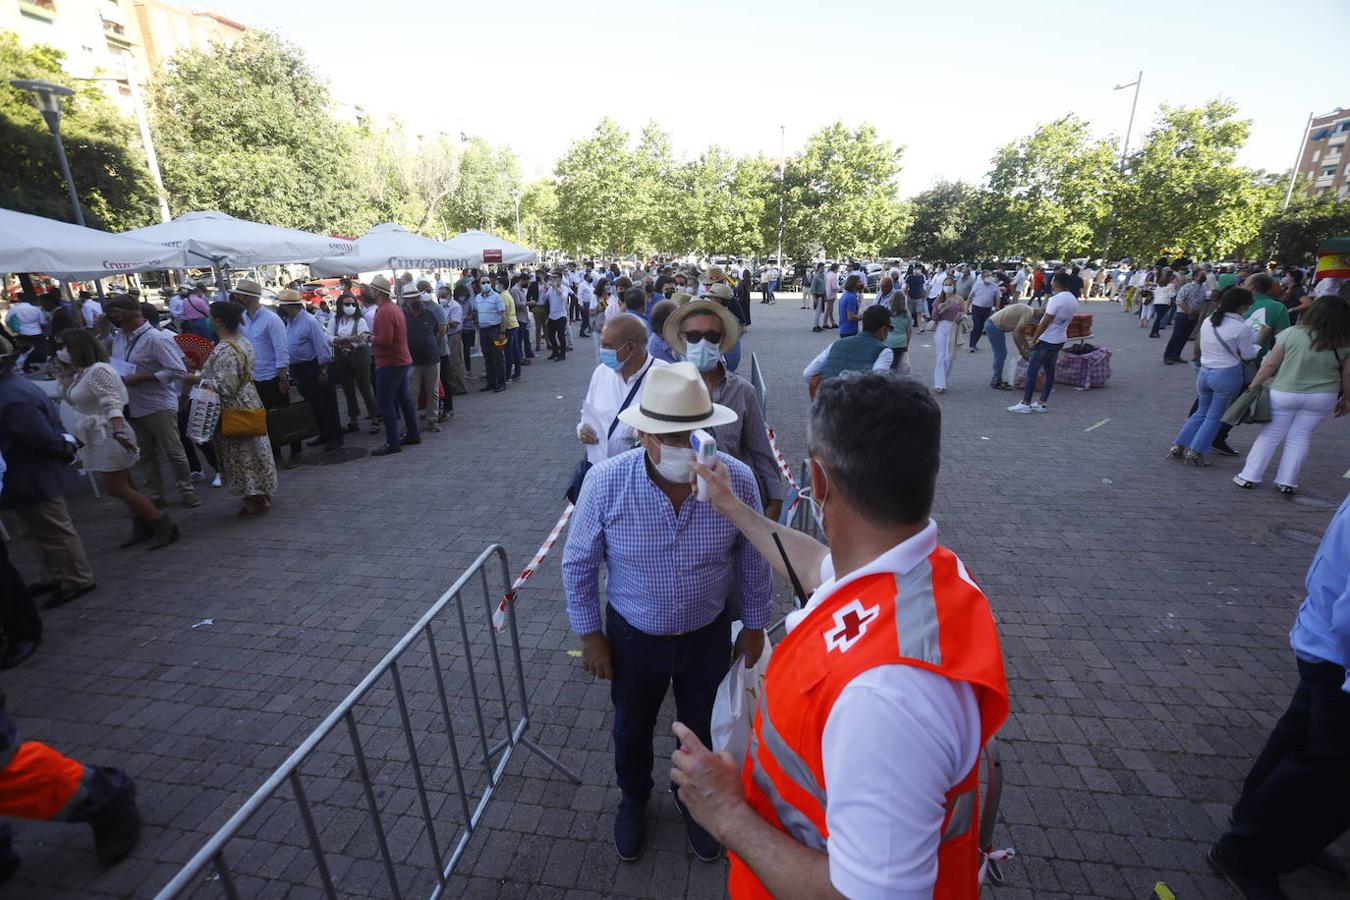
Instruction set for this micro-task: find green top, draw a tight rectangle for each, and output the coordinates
[1270,326,1345,394]
[1245,295,1291,360]
[886,311,912,349]
[1216,273,1239,290]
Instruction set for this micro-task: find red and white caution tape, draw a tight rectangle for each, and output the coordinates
[765,427,799,489]
[492,503,575,632]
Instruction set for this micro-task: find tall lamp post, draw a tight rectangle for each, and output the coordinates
[511,189,522,243]
[12,79,84,227]
[776,124,786,266]
[1102,71,1142,263]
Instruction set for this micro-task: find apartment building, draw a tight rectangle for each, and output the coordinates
[1296,107,1350,200]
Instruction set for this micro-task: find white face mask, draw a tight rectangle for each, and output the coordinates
[983,276,996,284]
[943,285,956,294]
[56,348,73,365]
[343,304,357,315]
[650,442,695,484]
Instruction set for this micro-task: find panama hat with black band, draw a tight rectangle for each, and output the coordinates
[617,361,737,435]
[662,299,742,356]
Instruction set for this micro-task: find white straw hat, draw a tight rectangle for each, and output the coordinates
[618,362,737,435]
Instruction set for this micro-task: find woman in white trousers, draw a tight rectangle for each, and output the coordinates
[1234,295,1350,494]
[931,277,963,393]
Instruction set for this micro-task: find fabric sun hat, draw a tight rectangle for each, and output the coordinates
[703,282,734,302]
[230,279,263,299]
[277,288,304,305]
[367,274,393,296]
[701,266,726,284]
[668,291,695,306]
[617,361,738,435]
[400,283,420,299]
[662,299,742,356]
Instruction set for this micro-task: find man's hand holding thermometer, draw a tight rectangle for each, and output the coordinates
[689,428,717,502]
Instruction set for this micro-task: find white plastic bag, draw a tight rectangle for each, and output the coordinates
[185,384,222,445]
[711,623,772,758]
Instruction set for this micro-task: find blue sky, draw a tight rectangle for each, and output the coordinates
[211,0,1349,196]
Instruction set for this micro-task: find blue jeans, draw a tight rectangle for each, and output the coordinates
[606,605,730,801]
[507,325,524,378]
[984,320,1007,384]
[374,364,418,446]
[1164,311,1193,361]
[1021,341,1063,404]
[1174,365,1244,453]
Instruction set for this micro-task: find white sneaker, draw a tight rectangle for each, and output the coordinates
[1007,402,1033,414]
[211,473,222,488]
[1029,403,1049,413]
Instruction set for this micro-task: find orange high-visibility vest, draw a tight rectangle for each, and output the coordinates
[727,546,1009,900]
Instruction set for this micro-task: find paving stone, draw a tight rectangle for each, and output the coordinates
[3,297,1348,897]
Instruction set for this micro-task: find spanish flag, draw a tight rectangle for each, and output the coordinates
[1316,236,1350,280]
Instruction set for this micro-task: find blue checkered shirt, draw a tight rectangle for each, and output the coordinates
[562,448,773,636]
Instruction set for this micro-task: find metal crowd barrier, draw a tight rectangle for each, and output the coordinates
[155,544,579,900]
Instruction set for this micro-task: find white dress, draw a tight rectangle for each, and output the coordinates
[60,362,139,472]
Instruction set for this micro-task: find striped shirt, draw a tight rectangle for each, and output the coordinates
[562,448,773,636]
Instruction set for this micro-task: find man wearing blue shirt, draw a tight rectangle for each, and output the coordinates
[562,362,771,866]
[277,291,342,452]
[472,277,507,392]
[234,281,300,467]
[1210,491,1350,898]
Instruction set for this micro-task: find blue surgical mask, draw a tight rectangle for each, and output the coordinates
[598,348,623,371]
[685,339,721,372]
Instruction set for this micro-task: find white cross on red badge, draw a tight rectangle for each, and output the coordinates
[823,599,880,654]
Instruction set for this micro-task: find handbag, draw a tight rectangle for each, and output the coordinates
[267,400,319,446]
[564,367,650,504]
[220,407,267,439]
[1214,327,1259,385]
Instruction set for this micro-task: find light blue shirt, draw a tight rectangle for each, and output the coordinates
[1290,491,1350,691]
[241,306,289,381]
[474,290,506,327]
[285,309,332,366]
[562,448,772,636]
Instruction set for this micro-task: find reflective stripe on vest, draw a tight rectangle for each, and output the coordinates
[756,694,826,807]
[941,787,976,843]
[748,727,827,853]
[895,558,942,666]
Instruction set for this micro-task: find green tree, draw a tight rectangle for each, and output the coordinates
[1112,100,1279,261]
[554,118,638,254]
[444,137,519,233]
[1260,193,1350,264]
[782,122,906,259]
[518,178,560,251]
[675,148,775,256]
[629,122,680,255]
[0,32,156,228]
[983,115,1118,259]
[148,32,357,233]
[898,181,990,261]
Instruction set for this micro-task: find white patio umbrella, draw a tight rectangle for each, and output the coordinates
[118,210,356,270]
[308,222,474,278]
[0,207,191,279]
[443,229,539,266]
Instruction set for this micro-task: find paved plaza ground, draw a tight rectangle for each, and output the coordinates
[3,293,1349,899]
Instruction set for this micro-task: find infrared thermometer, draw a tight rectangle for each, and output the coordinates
[690,428,717,501]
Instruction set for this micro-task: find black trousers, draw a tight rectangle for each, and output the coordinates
[437,355,455,412]
[460,330,476,373]
[1220,658,1350,875]
[0,539,42,645]
[1164,312,1193,361]
[606,605,729,801]
[546,317,567,359]
[254,377,301,457]
[478,324,505,389]
[969,305,993,348]
[291,360,342,447]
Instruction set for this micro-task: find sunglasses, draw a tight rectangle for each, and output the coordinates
[682,330,722,344]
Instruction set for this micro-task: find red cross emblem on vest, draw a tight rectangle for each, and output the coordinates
[823,599,880,654]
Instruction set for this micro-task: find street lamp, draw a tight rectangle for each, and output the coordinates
[10,79,85,227]
[1102,71,1142,263]
[511,189,521,243]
